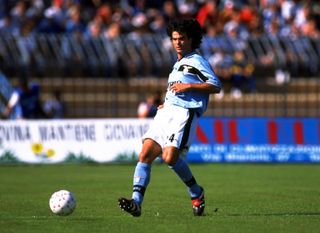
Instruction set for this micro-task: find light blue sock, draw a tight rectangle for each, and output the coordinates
[169,158,201,198]
[132,162,151,205]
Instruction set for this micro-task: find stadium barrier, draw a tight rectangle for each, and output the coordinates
[5,76,320,118]
[0,33,319,78]
[1,117,319,164]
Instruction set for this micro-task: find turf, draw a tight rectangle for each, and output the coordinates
[0,164,319,233]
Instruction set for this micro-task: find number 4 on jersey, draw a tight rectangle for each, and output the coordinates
[169,134,175,142]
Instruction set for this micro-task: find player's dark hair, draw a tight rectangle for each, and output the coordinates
[166,18,203,50]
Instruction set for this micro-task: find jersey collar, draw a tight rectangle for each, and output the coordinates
[178,51,197,61]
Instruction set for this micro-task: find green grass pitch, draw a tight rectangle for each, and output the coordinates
[0,163,319,233]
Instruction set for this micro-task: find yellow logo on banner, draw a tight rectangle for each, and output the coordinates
[31,143,55,159]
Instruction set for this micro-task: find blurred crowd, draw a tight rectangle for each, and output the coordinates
[0,0,319,39]
[0,0,320,99]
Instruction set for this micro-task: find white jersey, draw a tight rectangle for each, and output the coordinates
[164,52,221,116]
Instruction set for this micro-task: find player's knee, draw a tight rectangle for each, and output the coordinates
[138,140,162,164]
[139,150,161,164]
[139,152,153,164]
[162,147,180,166]
[162,156,174,166]
[162,154,178,166]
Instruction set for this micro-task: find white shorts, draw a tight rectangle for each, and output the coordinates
[142,104,199,150]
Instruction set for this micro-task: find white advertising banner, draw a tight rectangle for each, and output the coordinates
[0,119,151,163]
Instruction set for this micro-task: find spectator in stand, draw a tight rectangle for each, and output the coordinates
[84,4,108,38]
[175,0,199,18]
[148,8,167,34]
[137,91,161,118]
[219,0,236,26]
[196,0,221,32]
[25,0,45,20]
[95,3,113,27]
[230,49,256,98]
[300,16,320,38]
[2,78,46,119]
[280,0,295,22]
[208,47,233,98]
[37,0,66,33]
[244,5,264,36]
[10,0,28,32]
[104,21,121,39]
[65,5,86,35]
[224,20,247,52]
[131,0,148,15]
[162,0,180,23]
[201,24,219,59]
[84,20,103,38]
[43,90,65,119]
[294,3,311,30]
[0,15,16,34]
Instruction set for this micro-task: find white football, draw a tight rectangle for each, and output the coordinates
[49,190,76,216]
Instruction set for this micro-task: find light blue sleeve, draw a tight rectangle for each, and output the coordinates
[182,55,221,89]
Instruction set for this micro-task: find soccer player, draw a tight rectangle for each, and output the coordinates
[118,18,222,217]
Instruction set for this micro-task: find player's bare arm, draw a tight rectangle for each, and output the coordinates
[170,82,220,94]
[157,104,164,109]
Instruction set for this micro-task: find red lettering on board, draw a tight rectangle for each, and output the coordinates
[268,121,278,144]
[228,120,238,143]
[214,120,224,143]
[196,125,209,143]
[294,121,304,144]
